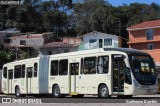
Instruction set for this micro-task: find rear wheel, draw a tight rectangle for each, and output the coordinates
[52,85,61,98]
[98,85,110,98]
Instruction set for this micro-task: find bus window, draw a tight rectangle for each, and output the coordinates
[71,63,79,75]
[34,63,38,77]
[125,67,132,84]
[84,57,96,74]
[3,67,7,78]
[97,56,109,74]
[14,65,21,79]
[59,59,68,75]
[50,60,58,76]
[27,67,33,78]
[22,64,25,78]
[8,69,13,79]
[81,58,83,74]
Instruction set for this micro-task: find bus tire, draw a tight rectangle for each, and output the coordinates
[52,85,61,98]
[98,85,110,98]
[15,86,22,97]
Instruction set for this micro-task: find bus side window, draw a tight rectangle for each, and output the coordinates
[34,63,38,77]
[3,67,7,78]
[8,69,13,79]
[22,64,25,78]
[14,65,21,79]
[84,57,96,74]
[97,56,109,74]
[50,60,58,76]
[59,59,68,75]
[27,67,33,78]
[81,58,83,74]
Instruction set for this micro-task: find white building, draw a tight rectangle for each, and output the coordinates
[10,34,44,49]
[79,31,121,50]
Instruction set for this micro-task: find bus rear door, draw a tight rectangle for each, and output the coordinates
[27,67,33,93]
[8,69,13,94]
[69,62,79,95]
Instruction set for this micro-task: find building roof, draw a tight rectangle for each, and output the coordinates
[40,42,77,49]
[62,37,82,44]
[127,20,160,31]
[11,34,43,39]
[80,31,117,37]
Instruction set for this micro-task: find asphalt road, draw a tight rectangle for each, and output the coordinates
[0,94,160,103]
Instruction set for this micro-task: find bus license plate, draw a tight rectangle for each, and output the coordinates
[146,90,151,93]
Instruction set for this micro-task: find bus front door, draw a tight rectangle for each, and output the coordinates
[112,55,125,94]
[8,69,13,94]
[70,63,79,95]
[27,67,33,93]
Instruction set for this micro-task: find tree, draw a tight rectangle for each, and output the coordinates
[72,0,111,35]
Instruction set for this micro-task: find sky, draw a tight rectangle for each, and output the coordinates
[106,0,160,6]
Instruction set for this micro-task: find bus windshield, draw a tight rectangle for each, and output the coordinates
[129,55,157,85]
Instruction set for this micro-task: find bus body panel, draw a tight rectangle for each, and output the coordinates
[1,48,158,96]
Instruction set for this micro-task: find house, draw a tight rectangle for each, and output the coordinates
[39,42,78,55]
[39,37,81,55]
[127,20,160,66]
[10,34,44,57]
[10,34,44,48]
[78,31,122,50]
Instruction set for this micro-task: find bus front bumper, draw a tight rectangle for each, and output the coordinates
[134,85,158,95]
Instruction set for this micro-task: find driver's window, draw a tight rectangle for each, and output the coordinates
[125,67,132,85]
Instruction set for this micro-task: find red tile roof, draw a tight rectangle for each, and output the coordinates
[127,20,160,30]
[40,42,77,49]
[62,37,81,44]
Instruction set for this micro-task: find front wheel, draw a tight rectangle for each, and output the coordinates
[52,85,61,98]
[98,85,110,98]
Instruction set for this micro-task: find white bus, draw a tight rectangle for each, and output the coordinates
[1,48,158,98]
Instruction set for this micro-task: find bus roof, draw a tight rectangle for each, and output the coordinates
[49,48,150,59]
[3,57,40,66]
[104,48,149,56]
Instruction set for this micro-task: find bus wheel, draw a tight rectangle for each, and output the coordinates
[98,85,110,98]
[52,85,61,98]
[15,86,21,97]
